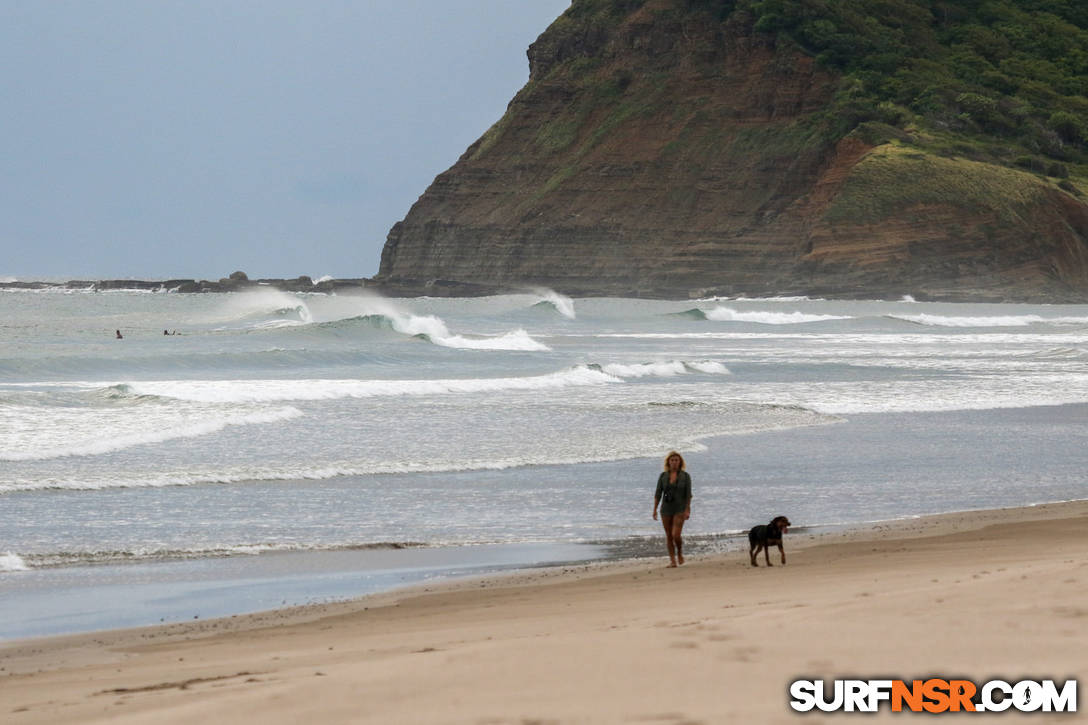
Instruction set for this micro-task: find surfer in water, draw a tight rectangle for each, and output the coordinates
[115,329,123,339]
[652,451,692,567]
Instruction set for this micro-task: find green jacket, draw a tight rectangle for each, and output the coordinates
[655,470,692,516]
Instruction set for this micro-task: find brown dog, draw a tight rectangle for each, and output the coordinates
[748,516,791,567]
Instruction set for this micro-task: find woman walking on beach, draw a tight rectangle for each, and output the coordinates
[653,451,692,567]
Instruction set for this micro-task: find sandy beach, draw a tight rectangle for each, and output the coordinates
[2,500,1084,723]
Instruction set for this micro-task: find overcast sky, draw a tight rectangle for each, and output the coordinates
[0,1,569,281]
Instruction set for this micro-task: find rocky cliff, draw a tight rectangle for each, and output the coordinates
[374,0,1088,301]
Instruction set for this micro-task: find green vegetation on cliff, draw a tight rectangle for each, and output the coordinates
[825,144,1055,224]
[527,0,1087,183]
[750,0,1087,171]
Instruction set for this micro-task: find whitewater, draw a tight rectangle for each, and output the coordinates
[1,289,1086,637]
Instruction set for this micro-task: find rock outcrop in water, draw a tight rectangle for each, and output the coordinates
[0,275,369,294]
[373,0,1088,302]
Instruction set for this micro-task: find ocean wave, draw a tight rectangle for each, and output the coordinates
[600,360,730,378]
[0,552,29,572]
[1,406,304,461]
[210,288,316,327]
[15,542,428,569]
[694,295,825,303]
[683,306,852,324]
[528,288,576,319]
[0,285,97,295]
[372,311,549,350]
[349,298,551,350]
[889,313,1088,327]
[122,366,621,403]
[5,357,730,413]
[0,447,704,492]
[723,378,1088,415]
[116,360,732,404]
[686,360,731,374]
[212,291,552,350]
[671,308,710,320]
[423,327,549,351]
[1028,346,1088,360]
[0,400,837,492]
[94,383,166,403]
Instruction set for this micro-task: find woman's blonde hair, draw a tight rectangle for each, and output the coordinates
[662,450,686,471]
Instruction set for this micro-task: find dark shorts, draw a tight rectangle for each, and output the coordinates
[658,503,687,518]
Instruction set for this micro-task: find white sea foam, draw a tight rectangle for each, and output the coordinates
[1,456,631,491]
[711,375,1088,415]
[124,367,620,403]
[603,361,687,377]
[703,306,852,324]
[306,295,552,350]
[601,360,731,378]
[443,328,549,351]
[685,360,731,374]
[383,312,550,350]
[117,361,733,403]
[890,313,1088,327]
[1,406,304,461]
[19,542,431,568]
[314,275,334,284]
[695,295,823,302]
[211,288,315,326]
[589,331,1088,345]
[0,552,29,571]
[529,288,576,319]
[0,402,829,492]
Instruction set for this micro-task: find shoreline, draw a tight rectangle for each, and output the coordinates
[6,402,1087,644]
[3,499,1085,722]
[5,490,1083,642]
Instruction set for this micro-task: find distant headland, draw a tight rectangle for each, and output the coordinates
[0,271,369,295]
[373,0,1088,304]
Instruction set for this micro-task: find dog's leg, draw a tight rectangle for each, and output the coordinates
[778,541,786,565]
[749,543,760,567]
[764,544,772,566]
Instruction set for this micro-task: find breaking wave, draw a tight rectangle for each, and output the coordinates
[2,406,304,461]
[325,302,550,351]
[680,306,852,324]
[208,290,550,350]
[123,367,619,403]
[1029,346,1088,360]
[118,359,730,404]
[599,360,730,378]
[529,288,576,319]
[15,542,428,569]
[1,401,836,493]
[889,313,1088,327]
[0,552,29,572]
[213,288,316,327]
[671,308,710,320]
[345,313,549,350]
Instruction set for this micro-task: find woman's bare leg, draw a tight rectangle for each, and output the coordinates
[672,518,686,565]
[660,514,677,567]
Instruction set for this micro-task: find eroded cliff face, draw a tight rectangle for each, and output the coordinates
[374,0,1088,301]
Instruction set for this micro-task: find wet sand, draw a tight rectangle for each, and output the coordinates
[2,500,1085,723]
